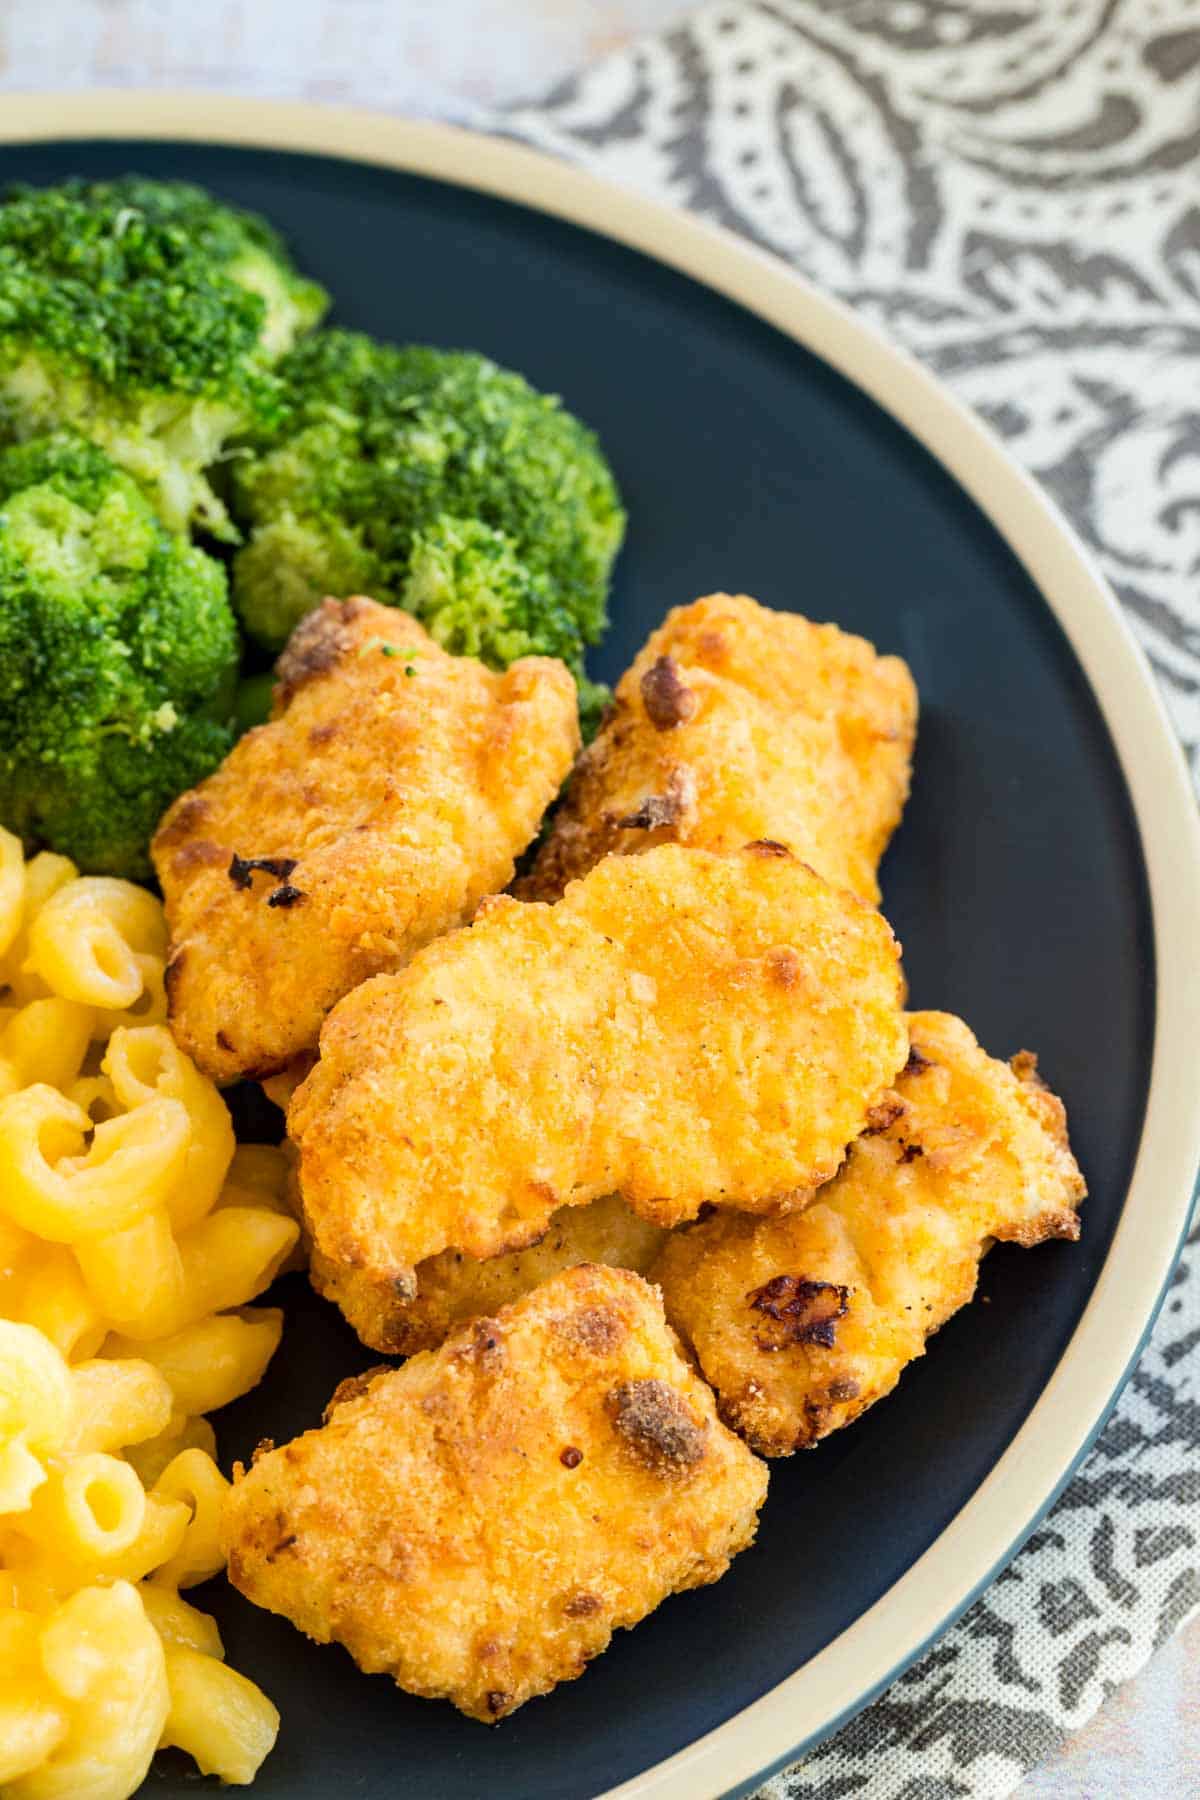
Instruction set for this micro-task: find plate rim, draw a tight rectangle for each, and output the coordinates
[4,92,1198,1800]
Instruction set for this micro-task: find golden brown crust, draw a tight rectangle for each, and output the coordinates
[520,593,917,905]
[274,596,370,703]
[222,1265,768,1722]
[310,1192,668,1356]
[606,1378,708,1472]
[289,842,908,1317]
[152,597,579,1084]
[652,1010,1086,1456]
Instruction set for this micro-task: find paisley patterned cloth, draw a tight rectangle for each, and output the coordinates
[504,5,1200,1794]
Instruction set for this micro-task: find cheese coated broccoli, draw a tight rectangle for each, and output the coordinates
[0,433,239,877]
[0,177,327,538]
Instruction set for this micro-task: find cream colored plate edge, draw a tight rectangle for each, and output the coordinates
[3,91,1198,1800]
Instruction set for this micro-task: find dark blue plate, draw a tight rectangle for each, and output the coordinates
[1,131,1161,1800]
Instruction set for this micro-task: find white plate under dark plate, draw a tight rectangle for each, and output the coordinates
[2,98,1198,1800]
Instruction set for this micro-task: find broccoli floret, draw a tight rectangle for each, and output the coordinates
[0,178,327,539]
[401,515,613,736]
[402,514,576,664]
[0,432,239,877]
[229,332,625,696]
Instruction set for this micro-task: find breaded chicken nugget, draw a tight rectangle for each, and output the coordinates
[364,596,915,1351]
[153,596,578,1084]
[223,1264,768,1721]
[289,842,907,1313]
[310,1192,667,1355]
[652,1011,1085,1455]
[521,593,916,904]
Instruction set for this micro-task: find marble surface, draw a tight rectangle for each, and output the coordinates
[1019,1611,1199,1798]
[0,3,1191,1794]
[0,0,690,114]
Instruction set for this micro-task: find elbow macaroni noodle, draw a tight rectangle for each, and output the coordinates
[0,831,292,1794]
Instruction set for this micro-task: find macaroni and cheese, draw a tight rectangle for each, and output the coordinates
[0,828,290,1794]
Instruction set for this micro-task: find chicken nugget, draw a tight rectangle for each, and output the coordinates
[652,1011,1085,1455]
[153,596,579,1084]
[289,842,907,1315]
[310,1192,667,1355]
[374,594,915,1348]
[521,593,916,904]
[223,1263,768,1721]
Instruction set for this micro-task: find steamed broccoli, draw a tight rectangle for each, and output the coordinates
[228,332,625,696]
[0,433,239,877]
[0,177,327,538]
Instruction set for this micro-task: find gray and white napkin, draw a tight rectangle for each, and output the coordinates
[504,5,1200,1794]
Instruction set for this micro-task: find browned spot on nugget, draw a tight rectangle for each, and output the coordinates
[564,1591,601,1618]
[308,719,340,747]
[797,1400,831,1448]
[765,946,801,989]
[640,656,697,730]
[744,838,792,858]
[747,1275,850,1351]
[485,1690,510,1718]
[154,792,210,848]
[267,883,307,909]
[559,1446,583,1469]
[275,599,360,704]
[904,1042,933,1076]
[170,839,226,875]
[560,1305,625,1355]
[827,1378,860,1403]
[607,1379,707,1473]
[215,1029,234,1053]
[864,1094,906,1134]
[324,1368,390,1419]
[614,765,697,834]
[618,793,678,832]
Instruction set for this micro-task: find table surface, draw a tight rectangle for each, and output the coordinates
[2,2,1193,1794]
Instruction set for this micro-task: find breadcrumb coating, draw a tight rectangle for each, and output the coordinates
[521,593,916,904]
[223,1264,768,1721]
[288,841,907,1314]
[311,1191,667,1356]
[652,1011,1085,1455]
[153,595,578,1083]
